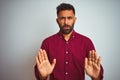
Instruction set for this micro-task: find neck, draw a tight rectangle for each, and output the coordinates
[63,30,73,41]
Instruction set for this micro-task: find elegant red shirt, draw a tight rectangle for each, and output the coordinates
[35,30,103,80]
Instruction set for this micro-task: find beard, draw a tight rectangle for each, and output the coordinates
[58,23,74,34]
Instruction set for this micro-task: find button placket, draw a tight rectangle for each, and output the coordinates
[64,41,69,80]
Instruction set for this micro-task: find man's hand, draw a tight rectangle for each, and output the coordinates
[36,49,56,79]
[85,50,101,80]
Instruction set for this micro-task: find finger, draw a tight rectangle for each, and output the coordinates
[43,50,48,60]
[88,51,93,64]
[97,56,101,67]
[89,50,95,58]
[38,50,42,63]
[40,49,44,61]
[85,58,88,68]
[89,50,92,58]
[36,56,40,67]
[86,57,92,66]
[51,59,56,68]
[93,51,98,63]
[90,50,95,62]
[94,51,98,60]
[91,50,99,63]
[91,50,95,58]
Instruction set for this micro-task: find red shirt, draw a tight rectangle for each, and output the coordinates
[35,30,103,80]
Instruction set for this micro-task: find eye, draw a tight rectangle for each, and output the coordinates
[68,17,72,20]
[59,17,65,20]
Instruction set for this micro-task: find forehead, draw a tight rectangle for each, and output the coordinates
[57,10,75,17]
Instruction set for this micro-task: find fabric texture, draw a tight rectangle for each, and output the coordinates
[35,30,103,80]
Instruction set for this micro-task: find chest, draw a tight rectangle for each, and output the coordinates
[47,39,87,65]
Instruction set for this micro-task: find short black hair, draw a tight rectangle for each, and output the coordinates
[56,3,75,15]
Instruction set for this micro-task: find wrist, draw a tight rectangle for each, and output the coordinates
[40,76,48,80]
[91,76,100,80]
[39,74,48,80]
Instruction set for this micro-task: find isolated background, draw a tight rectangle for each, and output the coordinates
[0,0,120,80]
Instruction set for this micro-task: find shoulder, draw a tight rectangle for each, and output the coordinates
[42,33,58,43]
[75,32,95,48]
[75,32,92,42]
[75,32,95,51]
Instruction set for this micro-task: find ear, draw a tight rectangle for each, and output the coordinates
[56,18,59,24]
[74,17,77,22]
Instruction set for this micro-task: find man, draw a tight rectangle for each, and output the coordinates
[35,3,104,80]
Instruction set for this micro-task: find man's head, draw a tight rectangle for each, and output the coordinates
[56,3,76,34]
[56,3,75,16]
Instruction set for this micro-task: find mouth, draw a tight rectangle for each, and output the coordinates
[63,25,70,30]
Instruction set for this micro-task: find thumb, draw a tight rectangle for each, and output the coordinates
[97,56,101,67]
[51,59,56,68]
[85,58,88,69]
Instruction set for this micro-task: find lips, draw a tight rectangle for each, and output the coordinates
[63,25,70,29]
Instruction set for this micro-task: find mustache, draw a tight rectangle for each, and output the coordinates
[63,24,70,27]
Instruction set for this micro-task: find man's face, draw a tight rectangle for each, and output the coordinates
[56,10,76,34]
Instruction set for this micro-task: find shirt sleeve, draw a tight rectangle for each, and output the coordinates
[86,38,104,80]
[85,38,95,56]
[41,39,49,52]
[100,65,104,80]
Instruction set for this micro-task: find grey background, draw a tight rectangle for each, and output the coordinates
[0,0,120,80]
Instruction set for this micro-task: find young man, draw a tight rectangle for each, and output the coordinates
[35,3,104,80]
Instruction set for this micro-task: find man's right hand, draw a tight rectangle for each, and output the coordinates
[36,49,56,79]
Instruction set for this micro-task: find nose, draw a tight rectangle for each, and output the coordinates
[65,18,68,24]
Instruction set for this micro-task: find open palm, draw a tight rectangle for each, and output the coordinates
[36,49,56,79]
[85,50,101,79]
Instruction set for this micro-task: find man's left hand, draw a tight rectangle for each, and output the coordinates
[85,50,101,80]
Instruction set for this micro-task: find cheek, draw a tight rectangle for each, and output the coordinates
[58,21,64,26]
[69,21,75,25]
[68,19,75,24]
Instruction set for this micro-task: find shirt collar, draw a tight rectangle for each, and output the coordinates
[57,30,76,38]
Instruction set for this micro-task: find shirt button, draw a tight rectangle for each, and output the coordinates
[65,72,68,75]
[66,41,68,44]
[66,51,68,54]
[66,61,68,64]
[60,36,62,38]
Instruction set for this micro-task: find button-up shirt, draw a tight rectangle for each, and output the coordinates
[35,30,103,80]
